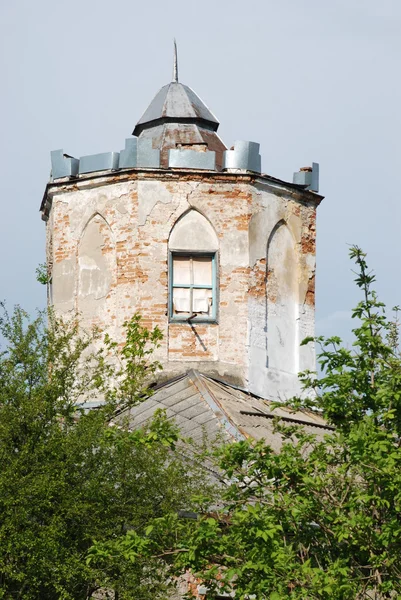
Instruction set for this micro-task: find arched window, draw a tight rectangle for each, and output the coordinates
[168,210,219,322]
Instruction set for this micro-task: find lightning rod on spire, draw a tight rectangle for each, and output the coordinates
[173,39,178,83]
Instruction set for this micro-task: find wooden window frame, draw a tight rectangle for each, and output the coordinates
[168,251,218,323]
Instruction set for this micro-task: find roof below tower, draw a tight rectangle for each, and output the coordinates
[133,82,220,136]
[118,370,333,450]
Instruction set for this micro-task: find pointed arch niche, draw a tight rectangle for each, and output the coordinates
[77,214,116,321]
[168,210,219,322]
[169,209,219,252]
[266,221,299,374]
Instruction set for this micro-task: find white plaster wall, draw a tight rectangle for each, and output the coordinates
[267,222,298,373]
[77,214,115,325]
[169,210,218,251]
[248,184,316,401]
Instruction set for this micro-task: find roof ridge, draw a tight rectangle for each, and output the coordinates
[150,371,190,391]
[187,370,244,441]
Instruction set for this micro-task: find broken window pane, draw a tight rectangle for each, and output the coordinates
[173,256,191,285]
[193,257,212,286]
[173,288,191,313]
[193,288,212,314]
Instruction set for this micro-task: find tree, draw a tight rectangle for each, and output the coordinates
[166,246,401,599]
[107,247,401,599]
[0,306,206,599]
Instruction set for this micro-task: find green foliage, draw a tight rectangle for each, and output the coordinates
[15,246,401,598]
[148,246,401,599]
[35,262,50,285]
[100,314,163,409]
[0,305,201,599]
[297,246,401,436]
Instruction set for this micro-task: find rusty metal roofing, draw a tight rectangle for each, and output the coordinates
[133,82,220,136]
[137,122,227,170]
[121,370,332,450]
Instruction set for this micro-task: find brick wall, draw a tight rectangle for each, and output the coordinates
[47,170,319,400]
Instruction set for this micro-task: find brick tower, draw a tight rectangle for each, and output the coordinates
[41,49,323,403]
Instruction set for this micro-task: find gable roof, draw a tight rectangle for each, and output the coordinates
[121,370,333,450]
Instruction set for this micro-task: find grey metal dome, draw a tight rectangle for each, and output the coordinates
[133,82,220,136]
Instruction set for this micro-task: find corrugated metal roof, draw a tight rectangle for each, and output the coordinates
[122,370,332,450]
[133,82,220,136]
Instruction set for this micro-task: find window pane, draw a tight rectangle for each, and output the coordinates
[173,288,191,313]
[193,288,213,315]
[173,256,191,285]
[193,257,212,286]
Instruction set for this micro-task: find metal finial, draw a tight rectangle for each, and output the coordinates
[172,39,178,83]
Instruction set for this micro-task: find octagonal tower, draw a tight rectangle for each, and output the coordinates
[41,54,323,402]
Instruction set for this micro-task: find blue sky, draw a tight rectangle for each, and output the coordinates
[1,0,400,344]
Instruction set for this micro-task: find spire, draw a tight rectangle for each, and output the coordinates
[133,44,221,136]
[172,39,178,83]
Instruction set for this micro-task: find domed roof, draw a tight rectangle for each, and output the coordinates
[133,81,220,136]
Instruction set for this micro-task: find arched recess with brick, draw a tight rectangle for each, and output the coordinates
[76,213,116,328]
[266,220,299,374]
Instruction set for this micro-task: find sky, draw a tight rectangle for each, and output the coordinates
[1,0,400,345]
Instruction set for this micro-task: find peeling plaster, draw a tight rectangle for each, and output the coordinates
[48,173,318,402]
[138,180,173,226]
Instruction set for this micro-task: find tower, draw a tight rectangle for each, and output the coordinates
[41,50,323,404]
